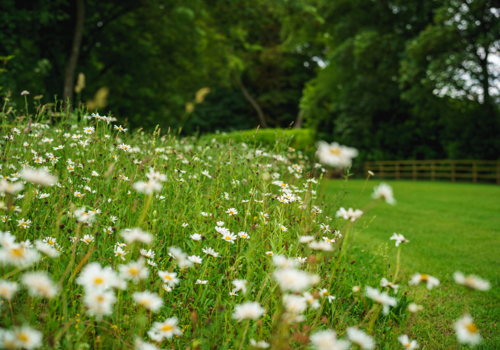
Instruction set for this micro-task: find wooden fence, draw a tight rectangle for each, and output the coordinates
[364,160,500,184]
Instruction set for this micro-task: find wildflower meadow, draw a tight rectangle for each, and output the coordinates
[0,101,493,350]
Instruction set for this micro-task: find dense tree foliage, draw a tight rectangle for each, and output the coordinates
[1,0,499,160]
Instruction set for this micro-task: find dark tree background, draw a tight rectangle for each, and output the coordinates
[1,0,499,160]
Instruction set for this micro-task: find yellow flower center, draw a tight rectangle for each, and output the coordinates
[17,332,29,342]
[466,322,478,334]
[161,324,174,332]
[129,267,138,275]
[164,275,172,281]
[329,147,341,155]
[96,296,104,302]
[94,277,103,285]
[48,240,54,245]
[421,274,428,282]
[225,236,231,241]
[11,248,24,257]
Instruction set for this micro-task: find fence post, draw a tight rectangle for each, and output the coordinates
[380,163,384,180]
[451,160,456,182]
[497,161,500,185]
[472,161,477,183]
[431,161,435,181]
[412,161,416,181]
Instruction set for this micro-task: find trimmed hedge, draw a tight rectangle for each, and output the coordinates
[198,128,316,154]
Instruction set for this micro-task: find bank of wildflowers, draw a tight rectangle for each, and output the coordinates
[0,102,491,349]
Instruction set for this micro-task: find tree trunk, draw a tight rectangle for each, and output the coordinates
[294,110,304,128]
[63,0,85,111]
[235,77,268,128]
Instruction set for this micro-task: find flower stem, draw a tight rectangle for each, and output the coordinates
[238,320,250,350]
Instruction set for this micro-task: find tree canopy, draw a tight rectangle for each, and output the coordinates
[1,0,499,160]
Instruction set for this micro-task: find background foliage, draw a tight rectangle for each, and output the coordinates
[1,0,500,161]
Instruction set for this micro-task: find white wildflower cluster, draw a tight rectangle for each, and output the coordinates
[0,115,487,350]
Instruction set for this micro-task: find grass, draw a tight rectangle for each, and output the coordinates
[326,179,500,349]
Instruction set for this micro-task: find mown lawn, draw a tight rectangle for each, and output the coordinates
[326,179,500,349]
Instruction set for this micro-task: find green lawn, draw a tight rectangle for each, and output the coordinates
[326,179,500,349]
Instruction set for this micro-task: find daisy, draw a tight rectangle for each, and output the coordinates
[273,255,297,269]
[249,339,270,349]
[336,207,363,222]
[454,315,481,346]
[274,268,313,293]
[190,233,202,241]
[299,235,315,244]
[380,277,399,293]
[17,218,31,230]
[158,271,179,286]
[226,208,238,216]
[265,251,274,256]
[0,231,16,248]
[114,125,128,132]
[232,302,265,321]
[221,232,237,244]
[133,291,164,312]
[13,325,43,350]
[162,284,172,292]
[77,262,124,291]
[202,247,219,257]
[0,244,40,267]
[238,232,250,239]
[83,126,95,134]
[169,247,192,268]
[84,289,117,317]
[310,330,350,350]
[316,141,358,168]
[0,180,24,194]
[132,180,162,194]
[308,241,333,251]
[390,233,409,247]
[322,236,335,244]
[303,292,320,309]
[103,226,113,235]
[279,225,288,232]
[151,317,183,340]
[82,234,95,244]
[365,287,397,315]
[453,272,490,291]
[319,288,336,303]
[283,294,307,314]
[195,279,208,285]
[409,273,440,290]
[20,168,57,186]
[346,328,375,350]
[188,255,202,264]
[296,257,307,264]
[372,183,396,205]
[114,246,127,260]
[146,168,167,182]
[397,334,419,349]
[118,259,149,283]
[121,228,153,245]
[74,191,84,198]
[0,280,18,300]
[215,226,230,235]
[229,291,238,296]
[140,249,155,259]
[232,279,247,293]
[408,303,424,313]
[21,272,58,299]
[34,240,59,258]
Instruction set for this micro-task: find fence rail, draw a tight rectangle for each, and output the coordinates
[364,160,500,184]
